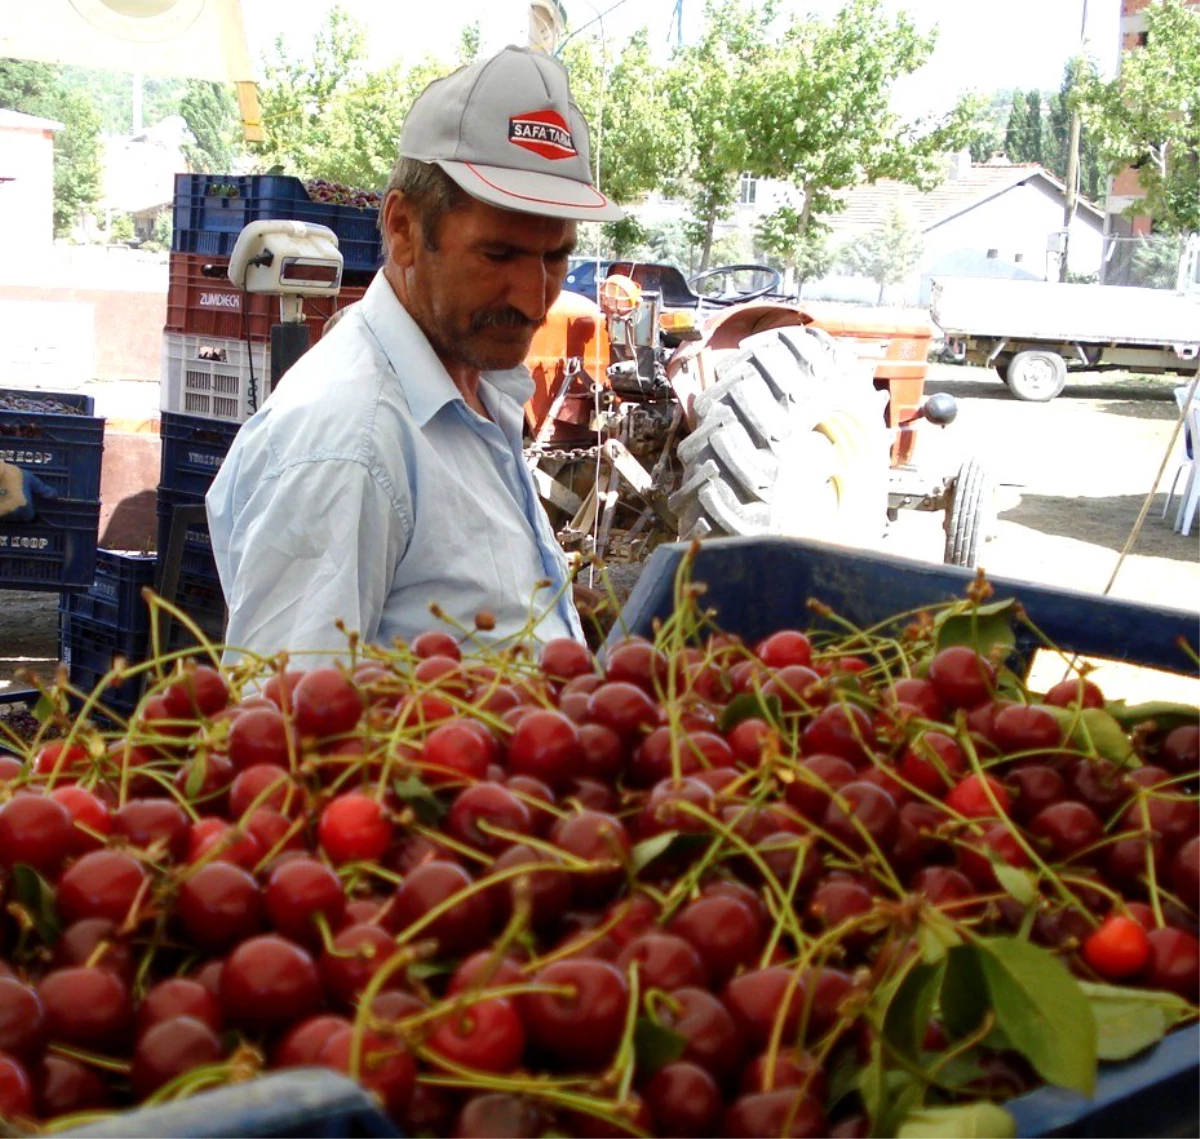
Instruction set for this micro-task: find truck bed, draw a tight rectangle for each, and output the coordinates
[930,277,1200,349]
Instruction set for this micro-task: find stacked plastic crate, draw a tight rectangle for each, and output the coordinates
[0,391,104,593]
[159,173,381,651]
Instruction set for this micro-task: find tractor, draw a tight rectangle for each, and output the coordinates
[522,261,988,569]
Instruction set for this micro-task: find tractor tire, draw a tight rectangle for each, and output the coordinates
[943,458,994,568]
[669,325,890,545]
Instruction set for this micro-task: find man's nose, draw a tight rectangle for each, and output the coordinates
[508,260,552,323]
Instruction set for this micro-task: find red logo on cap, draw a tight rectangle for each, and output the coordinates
[509,109,577,160]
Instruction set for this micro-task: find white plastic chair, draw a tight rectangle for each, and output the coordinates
[1163,385,1197,521]
[1174,400,1200,537]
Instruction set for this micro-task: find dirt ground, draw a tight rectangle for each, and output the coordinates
[1,364,1196,703]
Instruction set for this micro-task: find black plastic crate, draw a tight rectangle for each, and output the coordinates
[58,610,147,716]
[60,550,158,634]
[0,499,101,590]
[159,411,240,498]
[0,388,105,500]
[155,486,212,557]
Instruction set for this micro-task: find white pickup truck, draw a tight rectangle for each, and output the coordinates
[929,235,1200,401]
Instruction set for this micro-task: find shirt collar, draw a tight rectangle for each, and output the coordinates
[361,272,536,427]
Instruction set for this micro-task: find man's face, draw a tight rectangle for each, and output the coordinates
[389,195,576,373]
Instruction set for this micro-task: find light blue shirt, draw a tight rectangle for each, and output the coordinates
[205,272,582,665]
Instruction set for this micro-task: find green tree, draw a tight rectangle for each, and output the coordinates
[1025,90,1045,165]
[748,0,980,242]
[180,80,242,173]
[1076,0,1200,233]
[837,204,923,304]
[1005,91,1034,162]
[754,208,833,293]
[0,59,102,235]
[967,89,1015,162]
[1046,60,1106,203]
[663,0,775,269]
[562,31,687,212]
[1130,232,1186,287]
[253,4,369,176]
[457,23,482,65]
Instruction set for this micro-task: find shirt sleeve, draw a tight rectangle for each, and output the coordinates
[215,455,410,667]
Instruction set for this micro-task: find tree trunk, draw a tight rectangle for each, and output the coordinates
[699,209,717,272]
[877,279,886,305]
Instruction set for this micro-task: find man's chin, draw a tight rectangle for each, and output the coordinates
[469,334,535,372]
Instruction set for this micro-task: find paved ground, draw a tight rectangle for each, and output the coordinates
[0,364,1196,705]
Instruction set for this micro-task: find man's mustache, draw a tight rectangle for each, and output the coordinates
[470,307,546,334]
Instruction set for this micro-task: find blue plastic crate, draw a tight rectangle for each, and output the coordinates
[0,499,100,590]
[58,609,147,715]
[0,387,105,500]
[155,485,212,556]
[160,411,241,498]
[60,549,158,634]
[613,536,1198,675]
[172,173,384,274]
[58,1068,401,1137]
[614,536,1199,1138]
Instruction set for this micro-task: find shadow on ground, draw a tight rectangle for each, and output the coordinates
[924,376,1183,406]
[1000,492,1197,561]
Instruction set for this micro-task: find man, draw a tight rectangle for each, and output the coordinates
[206,46,623,664]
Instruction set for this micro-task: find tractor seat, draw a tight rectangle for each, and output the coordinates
[608,262,702,310]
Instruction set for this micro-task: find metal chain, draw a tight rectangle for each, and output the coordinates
[523,443,603,463]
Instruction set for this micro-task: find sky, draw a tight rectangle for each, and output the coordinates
[240,0,1124,118]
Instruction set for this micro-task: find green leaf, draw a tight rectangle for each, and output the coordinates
[631,831,680,873]
[941,944,989,1040]
[975,936,1097,1095]
[884,959,946,1058]
[934,600,1018,659]
[185,755,209,799]
[1079,982,1194,1061]
[915,909,963,964]
[1045,707,1134,763]
[897,1102,1016,1139]
[33,692,61,723]
[392,775,445,827]
[717,690,783,732]
[630,831,709,873]
[11,863,61,943]
[992,861,1038,906]
[1104,700,1200,736]
[633,1017,687,1074]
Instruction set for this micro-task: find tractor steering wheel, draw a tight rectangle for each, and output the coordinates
[687,263,783,306]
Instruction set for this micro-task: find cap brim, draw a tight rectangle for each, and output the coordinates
[438,160,624,222]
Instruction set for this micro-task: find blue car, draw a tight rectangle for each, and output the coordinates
[562,257,612,300]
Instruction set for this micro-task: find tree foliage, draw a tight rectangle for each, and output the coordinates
[180,81,242,173]
[837,204,923,303]
[754,208,833,291]
[1075,0,1200,233]
[0,58,102,235]
[747,0,979,231]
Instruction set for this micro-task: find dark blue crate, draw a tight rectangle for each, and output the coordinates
[612,537,1198,675]
[58,610,147,715]
[155,487,217,584]
[0,387,105,500]
[160,411,241,498]
[60,549,158,634]
[1008,1024,1199,1138]
[614,536,1199,1139]
[172,173,384,274]
[0,499,100,590]
[57,1067,401,1137]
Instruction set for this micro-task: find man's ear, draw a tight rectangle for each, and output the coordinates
[382,191,419,268]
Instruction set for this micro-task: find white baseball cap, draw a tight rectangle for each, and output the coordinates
[399,46,624,223]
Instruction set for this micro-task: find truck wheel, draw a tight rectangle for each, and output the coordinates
[669,326,889,544]
[943,458,994,568]
[1004,350,1067,402]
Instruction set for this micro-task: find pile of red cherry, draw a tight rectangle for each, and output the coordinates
[0,618,1194,1138]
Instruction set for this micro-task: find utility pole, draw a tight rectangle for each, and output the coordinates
[1060,0,1089,282]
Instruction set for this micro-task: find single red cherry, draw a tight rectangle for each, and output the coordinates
[1083,915,1151,980]
[319,792,391,865]
[219,935,322,1030]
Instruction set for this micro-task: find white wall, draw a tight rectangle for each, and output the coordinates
[0,124,56,252]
